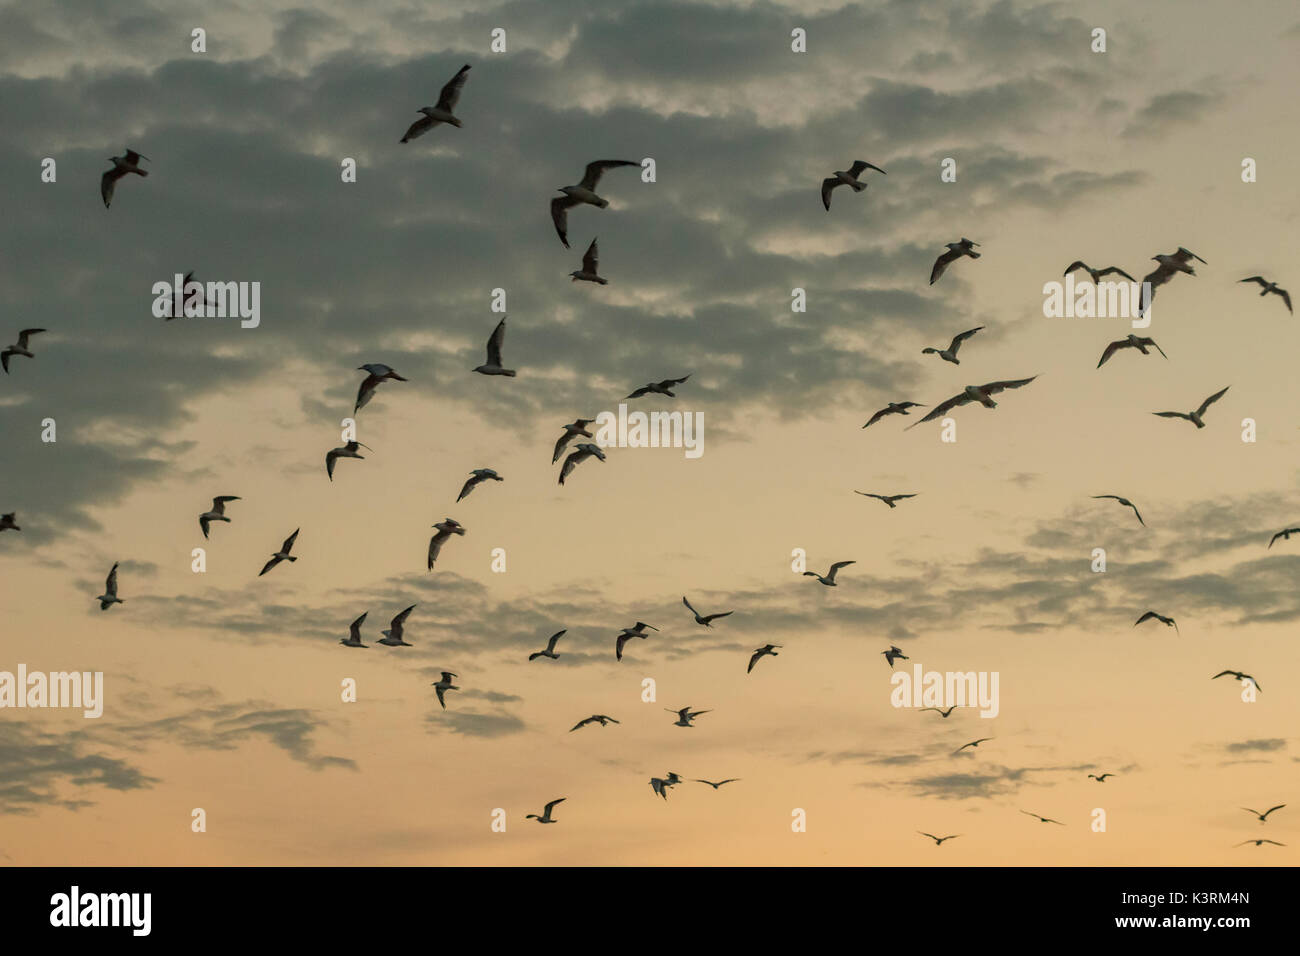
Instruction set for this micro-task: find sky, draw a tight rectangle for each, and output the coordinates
[1,0,1298,866]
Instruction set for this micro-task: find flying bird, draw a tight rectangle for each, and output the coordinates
[856,492,917,509]
[918,832,960,845]
[96,562,124,610]
[1267,527,1300,549]
[650,777,672,800]
[457,468,503,502]
[552,419,596,463]
[1096,335,1167,369]
[558,443,606,485]
[929,238,980,285]
[1239,276,1291,314]
[1235,839,1285,847]
[626,375,690,399]
[882,646,909,668]
[695,779,740,790]
[0,512,18,532]
[1088,773,1115,782]
[920,706,956,718]
[378,605,417,647]
[354,364,407,414]
[615,622,657,661]
[1063,261,1136,284]
[549,159,639,248]
[1241,805,1285,823]
[1135,610,1178,635]
[906,378,1038,428]
[921,326,984,364]
[525,798,565,824]
[569,238,607,285]
[1212,670,1260,692]
[399,63,471,142]
[472,318,515,376]
[863,401,925,429]
[667,706,711,728]
[198,496,241,539]
[804,560,855,586]
[570,714,619,732]
[431,671,459,709]
[747,644,782,673]
[1139,247,1205,315]
[427,518,466,570]
[954,738,993,754]
[325,441,371,481]
[1,328,46,374]
[821,159,886,211]
[1092,495,1145,527]
[528,630,567,661]
[258,528,299,576]
[101,149,148,208]
[1153,386,1229,429]
[339,612,368,648]
[1020,810,1065,825]
[682,596,733,627]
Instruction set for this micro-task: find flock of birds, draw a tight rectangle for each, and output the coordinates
[1,55,1291,852]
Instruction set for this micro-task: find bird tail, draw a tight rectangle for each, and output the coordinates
[596,198,610,209]
[286,555,297,562]
[502,369,517,377]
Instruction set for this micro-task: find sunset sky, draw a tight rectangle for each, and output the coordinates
[1,0,1298,865]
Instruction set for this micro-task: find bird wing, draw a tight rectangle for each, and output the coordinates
[457,476,478,501]
[101,168,122,207]
[559,450,581,484]
[1264,805,1286,818]
[428,531,448,569]
[682,596,698,616]
[435,63,471,112]
[349,612,367,638]
[547,629,566,651]
[1135,612,1156,625]
[543,798,565,813]
[949,326,983,353]
[1135,337,1167,359]
[1153,411,1193,421]
[485,318,507,366]
[1196,386,1230,417]
[570,717,593,731]
[281,528,299,553]
[862,407,889,428]
[704,611,733,623]
[1096,339,1128,368]
[930,248,960,284]
[746,650,762,673]
[105,563,119,595]
[820,177,840,211]
[580,159,637,191]
[258,556,280,576]
[1240,276,1267,287]
[1063,260,1089,277]
[1211,670,1237,680]
[827,560,855,575]
[392,604,416,627]
[625,384,652,399]
[849,160,885,177]
[552,431,575,463]
[1281,290,1293,313]
[16,328,45,348]
[910,391,976,426]
[199,516,211,539]
[550,195,578,248]
[980,376,1037,396]
[582,238,599,274]
[1097,266,1136,282]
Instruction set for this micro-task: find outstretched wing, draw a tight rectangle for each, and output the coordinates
[848,160,885,177]
[820,177,839,211]
[281,528,300,553]
[1097,266,1136,282]
[550,195,579,248]
[579,159,638,191]
[980,376,1037,396]
[948,326,984,354]
[435,63,471,112]
[1096,339,1127,368]
[910,390,975,425]
[929,248,959,284]
[582,238,599,274]
[105,562,119,595]
[1195,385,1230,417]
[485,318,507,366]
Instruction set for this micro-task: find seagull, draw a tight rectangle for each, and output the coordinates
[552,419,596,463]
[863,401,926,429]
[1092,495,1145,527]
[549,159,639,248]
[528,630,567,661]
[1241,805,1285,823]
[427,518,466,570]
[1139,247,1205,315]
[1087,773,1115,782]
[821,159,886,211]
[615,622,657,661]
[747,644,782,673]
[626,375,690,399]
[162,272,217,320]
[457,468,503,502]
[1096,335,1167,368]
[650,777,672,800]
[325,441,372,481]
[258,528,299,576]
[929,238,980,285]
[918,832,960,845]
[378,605,417,646]
[855,492,918,509]
[1063,260,1136,284]
[682,596,734,627]
[920,706,956,718]
[0,512,18,532]
[339,612,368,648]
[1240,276,1292,314]
[525,798,565,824]
[101,149,148,208]
[664,772,684,787]
[1268,527,1300,549]
[559,443,606,485]
[1212,670,1261,692]
[667,706,711,728]
[198,496,241,539]
[954,738,993,754]
[1,328,46,374]
[1020,810,1065,825]
[96,562,124,610]
[803,560,855,586]
[1153,386,1229,429]
[907,378,1038,428]
[431,671,459,709]
[1235,839,1286,847]
[921,326,984,364]
[570,714,619,732]
[882,646,909,668]
[354,364,407,414]
[399,63,470,142]
[472,318,515,376]
[569,239,607,285]
[695,779,740,789]
[1135,610,1178,635]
